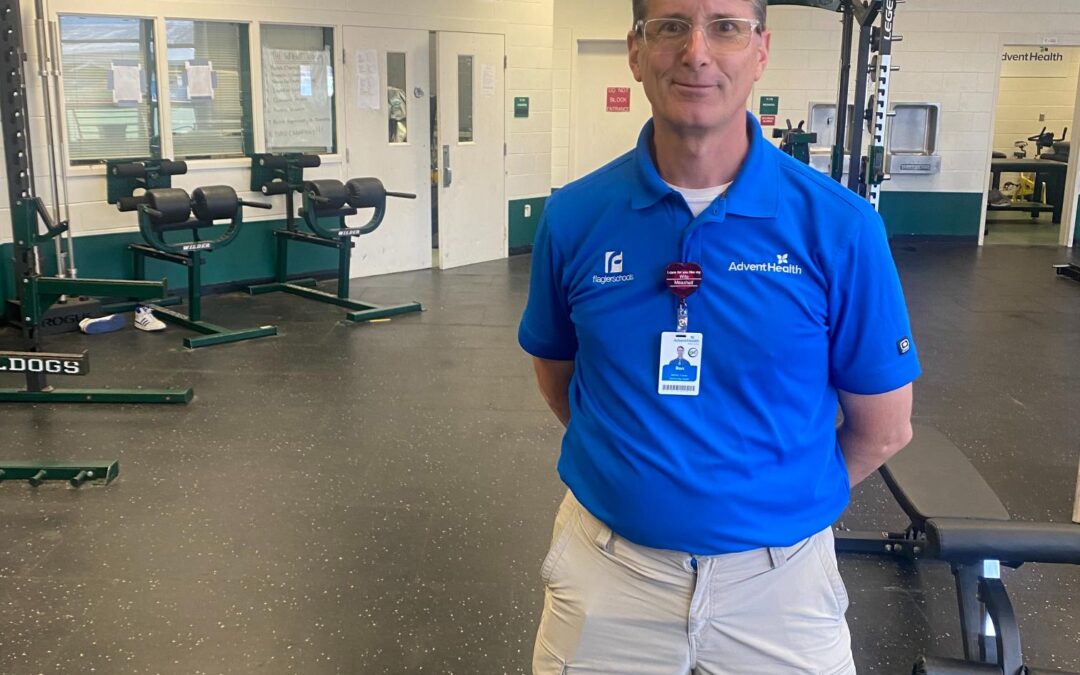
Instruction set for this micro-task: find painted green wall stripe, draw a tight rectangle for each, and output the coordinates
[1,219,338,306]
[879,192,983,238]
[508,196,547,250]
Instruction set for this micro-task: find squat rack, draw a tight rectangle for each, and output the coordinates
[0,0,191,485]
[769,0,902,210]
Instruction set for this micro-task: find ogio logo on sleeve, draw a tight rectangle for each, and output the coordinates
[897,337,911,355]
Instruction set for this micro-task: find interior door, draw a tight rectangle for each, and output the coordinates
[572,40,651,181]
[435,32,506,270]
[342,26,431,277]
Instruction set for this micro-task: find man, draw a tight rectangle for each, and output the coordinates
[518,0,920,672]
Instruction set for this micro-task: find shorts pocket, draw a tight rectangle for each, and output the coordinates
[814,529,850,618]
[540,495,577,586]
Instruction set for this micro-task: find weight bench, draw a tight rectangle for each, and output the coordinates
[836,424,1080,675]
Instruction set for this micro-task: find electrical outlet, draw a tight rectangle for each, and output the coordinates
[1039,112,1046,122]
[524,204,532,218]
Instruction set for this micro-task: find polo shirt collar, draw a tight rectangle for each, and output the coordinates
[630,112,779,219]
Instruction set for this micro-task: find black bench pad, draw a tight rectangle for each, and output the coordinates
[925,517,1080,565]
[881,424,1010,527]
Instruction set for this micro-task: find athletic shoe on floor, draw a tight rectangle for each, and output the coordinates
[79,314,125,335]
[134,305,167,332]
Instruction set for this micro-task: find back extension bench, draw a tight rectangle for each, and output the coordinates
[836,424,1080,675]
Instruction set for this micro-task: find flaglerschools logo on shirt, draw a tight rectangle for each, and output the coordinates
[728,253,804,276]
[594,251,635,285]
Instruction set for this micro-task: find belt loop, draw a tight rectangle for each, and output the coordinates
[768,546,787,569]
[593,524,615,554]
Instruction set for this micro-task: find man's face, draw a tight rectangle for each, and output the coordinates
[677,346,685,357]
[628,0,770,135]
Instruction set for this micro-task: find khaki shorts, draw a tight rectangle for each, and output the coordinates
[533,491,856,675]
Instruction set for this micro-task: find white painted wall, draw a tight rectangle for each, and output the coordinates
[1,0,555,255]
[551,0,1080,197]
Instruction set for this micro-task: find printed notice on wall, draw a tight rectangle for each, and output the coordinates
[1001,47,1070,78]
[355,48,381,110]
[262,48,333,150]
[186,61,215,99]
[481,64,496,96]
[606,87,630,112]
[111,62,143,105]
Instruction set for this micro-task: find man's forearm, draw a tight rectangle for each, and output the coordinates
[838,421,913,486]
[532,358,574,427]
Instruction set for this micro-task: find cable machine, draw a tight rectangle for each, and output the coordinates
[0,0,192,484]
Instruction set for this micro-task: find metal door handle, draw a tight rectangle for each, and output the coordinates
[442,145,452,188]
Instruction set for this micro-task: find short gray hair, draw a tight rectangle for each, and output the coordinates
[632,0,767,30]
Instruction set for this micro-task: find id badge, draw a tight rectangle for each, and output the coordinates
[657,332,703,396]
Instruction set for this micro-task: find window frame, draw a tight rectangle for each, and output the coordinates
[56,12,162,166]
[257,22,339,156]
[161,17,255,161]
[55,13,343,171]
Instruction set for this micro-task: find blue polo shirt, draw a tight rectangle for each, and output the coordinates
[519,113,921,555]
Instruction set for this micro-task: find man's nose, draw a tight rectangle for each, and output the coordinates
[681,27,711,64]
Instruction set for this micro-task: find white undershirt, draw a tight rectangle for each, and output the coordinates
[664,180,732,218]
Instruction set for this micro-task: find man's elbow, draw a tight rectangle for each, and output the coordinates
[875,420,914,461]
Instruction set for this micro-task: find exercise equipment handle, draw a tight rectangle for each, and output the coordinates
[261,181,292,196]
[112,161,147,178]
[159,160,188,176]
[117,196,145,212]
[143,207,164,219]
[386,191,417,200]
[240,200,273,210]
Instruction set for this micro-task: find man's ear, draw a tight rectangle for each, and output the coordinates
[628,29,643,82]
[754,30,771,82]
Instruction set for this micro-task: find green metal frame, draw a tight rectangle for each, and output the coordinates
[0,460,120,486]
[246,155,422,323]
[132,202,278,349]
[0,2,192,408]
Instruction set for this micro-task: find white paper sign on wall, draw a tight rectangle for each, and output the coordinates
[262,47,334,150]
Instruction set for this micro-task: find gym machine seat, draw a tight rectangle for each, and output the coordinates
[837,425,1080,675]
[247,153,423,323]
[127,183,278,349]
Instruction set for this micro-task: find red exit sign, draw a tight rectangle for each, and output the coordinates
[606,87,631,112]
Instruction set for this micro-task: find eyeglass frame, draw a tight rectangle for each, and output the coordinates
[633,17,764,54]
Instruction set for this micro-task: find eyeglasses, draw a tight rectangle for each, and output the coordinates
[635,17,762,54]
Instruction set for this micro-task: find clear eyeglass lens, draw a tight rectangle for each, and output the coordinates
[643,18,754,52]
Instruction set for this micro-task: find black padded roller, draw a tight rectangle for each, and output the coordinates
[259,155,289,169]
[112,161,147,178]
[261,180,291,196]
[191,185,239,222]
[345,178,387,210]
[305,179,349,211]
[158,160,188,176]
[145,188,191,226]
[261,154,321,169]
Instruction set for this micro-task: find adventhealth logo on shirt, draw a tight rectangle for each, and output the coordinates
[594,251,635,285]
[728,253,804,276]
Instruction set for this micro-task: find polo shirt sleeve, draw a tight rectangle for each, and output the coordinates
[828,210,921,395]
[518,212,578,361]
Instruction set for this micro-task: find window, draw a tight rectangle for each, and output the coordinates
[260,25,336,154]
[387,52,407,143]
[166,20,252,159]
[59,15,159,164]
[458,55,473,142]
